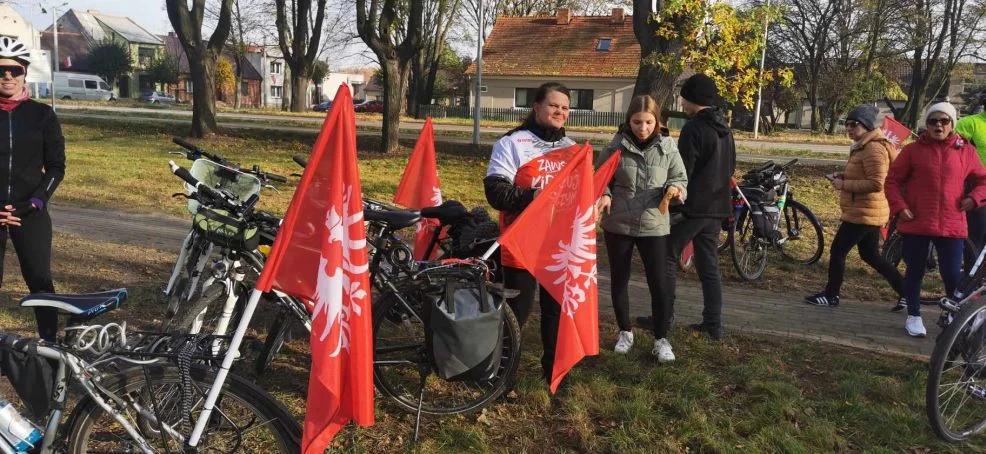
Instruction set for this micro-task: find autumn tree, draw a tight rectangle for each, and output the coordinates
[87,40,132,91]
[357,0,426,153]
[275,0,330,111]
[166,0,234,137]
[408,0,462,117]
[215,57,235,101]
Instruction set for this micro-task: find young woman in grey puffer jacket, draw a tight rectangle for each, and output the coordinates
[595,94,688,362]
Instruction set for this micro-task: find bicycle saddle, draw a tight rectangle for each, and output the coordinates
[364,209,420,229]
[19,289,128,320]
[420,201,468,225]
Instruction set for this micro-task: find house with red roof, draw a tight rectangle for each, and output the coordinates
[467,8,641,113]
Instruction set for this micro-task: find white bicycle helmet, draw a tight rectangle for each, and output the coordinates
[0,37,30,65]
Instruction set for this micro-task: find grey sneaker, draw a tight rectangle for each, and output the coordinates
[614,330,634,353]
[906,315,927,338]
[652,338,675,363]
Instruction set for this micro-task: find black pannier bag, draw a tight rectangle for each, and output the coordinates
[744,188,781,240]
[0,337,55,419]
[424,267,504,382]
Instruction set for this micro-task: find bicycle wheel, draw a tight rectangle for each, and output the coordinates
[718,217,732,254]
[166,237,211,319]
[256,309,293,376]
[66,364,301,452]
[778,200,824,265]
[730,210,768,281]
[170,281,245,336]
[372,289,521,415]
[926,297,986,442]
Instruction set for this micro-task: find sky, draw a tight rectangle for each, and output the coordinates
[15,0,172,36]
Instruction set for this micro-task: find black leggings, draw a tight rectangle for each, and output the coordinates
[503,266,559,382]
[1,209,57,341]
[603,231,672,338]
[824,221,904,298]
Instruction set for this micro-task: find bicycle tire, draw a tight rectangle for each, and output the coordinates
[256,310,292,376]
[779,200,824,265]
[372,289,521,416]
[730,210,768,281]
[926,297,986,442]
[65,364,301,453]
[718,217,732,254]
[170,281,244,336]
[165,236,210,320]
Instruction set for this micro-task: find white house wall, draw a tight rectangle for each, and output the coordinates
[470,76,636,113]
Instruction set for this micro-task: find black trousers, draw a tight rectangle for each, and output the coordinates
[503,266,559,382]
[967,206,986,268]
[603,231,673,338]
[824,221,904,298]
[1,209,57,341]
[666,217,724,329]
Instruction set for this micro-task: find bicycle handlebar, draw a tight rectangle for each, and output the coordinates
[169,160,238,211]
[293,155,308,168]
[173,137,288,186]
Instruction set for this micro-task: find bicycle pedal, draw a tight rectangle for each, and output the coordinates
[967,383,986,400]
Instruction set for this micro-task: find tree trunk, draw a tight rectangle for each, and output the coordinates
[234,72,242,109]
[187,50,220,137]
[808,84,820,132]
[632,1,684,108]
[282,65,291,111]
[291,70,309,112]
[381,59,405,153]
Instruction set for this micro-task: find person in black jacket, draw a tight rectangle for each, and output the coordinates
[664,74,736,340]
[0,37,66,341]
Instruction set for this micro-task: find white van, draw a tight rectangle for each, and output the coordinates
[53,72,114,101]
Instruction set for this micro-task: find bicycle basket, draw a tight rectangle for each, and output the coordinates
[192,207,260,251]
[186,159,262,215]
[422,266,504,382]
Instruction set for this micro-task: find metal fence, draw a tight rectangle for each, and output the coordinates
[418,105,687,130]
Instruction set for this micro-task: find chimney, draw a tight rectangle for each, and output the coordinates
[556,8,571,25]
[612,8,624,24]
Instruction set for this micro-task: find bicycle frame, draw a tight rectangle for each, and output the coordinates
[0,337,182,454]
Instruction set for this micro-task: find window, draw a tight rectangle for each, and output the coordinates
[570,89,594,110]
[184,79,193,93]
[514,88,537,108]
[138,47,156,67]
[271,85,282,98]
[85,80,97,89]
[241,81,249,96]
[270,61,282,74]
[597,38,612,51]
[68,79,84,88]
[98,82,110,90]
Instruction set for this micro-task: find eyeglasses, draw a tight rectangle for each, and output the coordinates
[845,120,862,128]
[926,117,952,126]
[0,65,25,78]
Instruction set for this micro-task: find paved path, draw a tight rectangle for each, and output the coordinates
[55,104,848,153]
[58,111,846,167]
[50,203,935,359]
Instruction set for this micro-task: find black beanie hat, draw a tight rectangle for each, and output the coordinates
[846,105,880,131]
[681,74,719,107]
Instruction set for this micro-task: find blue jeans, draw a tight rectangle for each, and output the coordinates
[902,235,964,316]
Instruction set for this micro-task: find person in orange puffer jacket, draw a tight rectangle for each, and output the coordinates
[886,102,986,338]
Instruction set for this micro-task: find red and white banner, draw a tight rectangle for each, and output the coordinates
[255,84,373,453]
[394,117,444,260]
[881,116,912,149]
[497,144,602,393]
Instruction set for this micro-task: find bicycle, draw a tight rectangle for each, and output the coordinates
[728,159,825,281]
[2,289,300,452]
[163,138,287,323]
[926,242,986,442]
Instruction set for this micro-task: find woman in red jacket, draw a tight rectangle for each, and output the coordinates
[886,102,986,338]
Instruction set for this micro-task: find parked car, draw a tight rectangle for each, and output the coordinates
[52,72,114,101]
[140,91,176,104]
[313,100,332,112]
[354,99,384,113]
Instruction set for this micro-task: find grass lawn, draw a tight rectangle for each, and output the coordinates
[0,231,980,452]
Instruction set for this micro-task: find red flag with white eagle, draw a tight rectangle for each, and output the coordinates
[394,117,444,259]
[497,143,599,393]
[881,116,912,149]
[255,84,373,453]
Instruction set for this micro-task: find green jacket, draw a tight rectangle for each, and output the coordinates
[595,130,688,237]
[956,111,986,164]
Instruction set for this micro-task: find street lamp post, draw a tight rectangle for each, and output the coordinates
[42,2,67,111]
[752,0,771,139]
[472,0,483,147]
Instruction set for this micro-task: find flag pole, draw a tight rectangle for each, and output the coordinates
[187,288,265,446]
[481,241,500,261]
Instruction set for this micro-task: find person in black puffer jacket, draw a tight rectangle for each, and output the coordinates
[0,37,66,341]
[665,74,736,340]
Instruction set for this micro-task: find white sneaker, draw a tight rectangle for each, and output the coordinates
[614,330,634,354]
[652,338,675,363]
[906,315,927,338]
